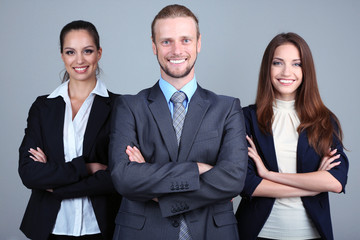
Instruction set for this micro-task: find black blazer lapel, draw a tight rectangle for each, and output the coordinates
[178,86,210,163]
[83,95,111,156]
[44,97,65,162]
[148,83,179,162]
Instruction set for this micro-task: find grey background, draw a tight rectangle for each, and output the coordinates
[1,0,359,239]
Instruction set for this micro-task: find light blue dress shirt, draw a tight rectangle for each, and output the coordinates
[159,76,198,117]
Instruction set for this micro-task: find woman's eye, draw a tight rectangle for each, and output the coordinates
[294,62,302,67]
[65,50,74,55]
[272,61,282,66]
[84,49,94,54]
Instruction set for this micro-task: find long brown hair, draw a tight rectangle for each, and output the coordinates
[256,32,343,156]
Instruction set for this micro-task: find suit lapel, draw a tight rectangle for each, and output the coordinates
[296,130,309,173]
[251,110,279,171]
[45,97,65,162]
[148,83,179,162]
[177,86,210,163]
[83,95,111,156]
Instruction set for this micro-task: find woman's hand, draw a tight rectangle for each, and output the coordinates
[28,147,47,163]
[246,135,270,179]
[318,148,341,171]
[126,146,145,163]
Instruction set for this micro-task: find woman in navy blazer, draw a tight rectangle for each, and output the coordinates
[18,21,120,240]
[236,33,348,240]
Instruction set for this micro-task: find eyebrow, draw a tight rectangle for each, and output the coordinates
[273,57,301,61]
[158,35,194,41]
[63,45,95,50]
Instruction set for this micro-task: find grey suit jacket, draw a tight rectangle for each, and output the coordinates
[109,82,247,240]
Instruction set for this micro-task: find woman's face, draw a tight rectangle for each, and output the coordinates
[270,43,303,101]
[61,30,102,83]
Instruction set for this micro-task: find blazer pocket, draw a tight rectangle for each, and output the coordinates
[115,211,146,230]
[194,130,219,143]
[213,211,237,227]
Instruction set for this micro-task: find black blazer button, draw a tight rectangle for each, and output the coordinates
[171,207,176,213]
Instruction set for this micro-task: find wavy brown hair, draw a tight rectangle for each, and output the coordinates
[256,32,343,156]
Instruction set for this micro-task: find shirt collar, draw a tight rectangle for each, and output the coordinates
[159,76,197,103]
[48,79,109,99]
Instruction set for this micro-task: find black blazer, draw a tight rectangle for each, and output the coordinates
[19,92,121,240]
[236,105,349,240]
[109,82,248,240]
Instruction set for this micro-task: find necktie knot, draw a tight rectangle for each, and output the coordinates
[171,91,186,104]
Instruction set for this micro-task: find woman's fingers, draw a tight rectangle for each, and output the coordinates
[318,149,341,171]
[126,146,145,163]
[28,148,47,163]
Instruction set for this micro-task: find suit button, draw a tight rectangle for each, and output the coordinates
[172,220,179,227]
[175,185,179,190]
[171,207,176,213]
[185,183,189,189]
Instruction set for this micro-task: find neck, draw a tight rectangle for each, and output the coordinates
[68,78,96,100]
[161,71,194,90]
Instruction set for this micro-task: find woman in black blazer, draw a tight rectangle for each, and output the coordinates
[236,33,348,240]
[19,20,121,240]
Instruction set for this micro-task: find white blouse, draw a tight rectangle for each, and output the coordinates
[48,80,108,236]
[258,99,320,240]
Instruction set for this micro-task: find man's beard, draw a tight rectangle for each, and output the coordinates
[157,55,197,79]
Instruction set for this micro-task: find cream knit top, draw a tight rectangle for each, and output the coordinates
[258,99,320,240]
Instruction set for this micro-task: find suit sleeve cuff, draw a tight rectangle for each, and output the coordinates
[71,156,88,179]
[157,163,200,217]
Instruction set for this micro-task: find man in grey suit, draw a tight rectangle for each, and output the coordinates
[109,4,247,240]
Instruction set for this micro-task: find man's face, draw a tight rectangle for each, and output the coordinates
[152,17,201,81]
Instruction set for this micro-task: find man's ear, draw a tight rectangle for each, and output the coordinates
[197,34,202,53]
[151,36,157,55]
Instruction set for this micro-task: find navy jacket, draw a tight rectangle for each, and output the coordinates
[236,105,348,240]
[19,92,121,240]
[109,83,248,240]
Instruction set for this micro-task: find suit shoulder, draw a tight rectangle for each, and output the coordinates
[241,104,258,129]
[200,88,239,104]
[31,94,53,107]
[114,87,152,108]
[107,90,120,98]
[242,104,256,115]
